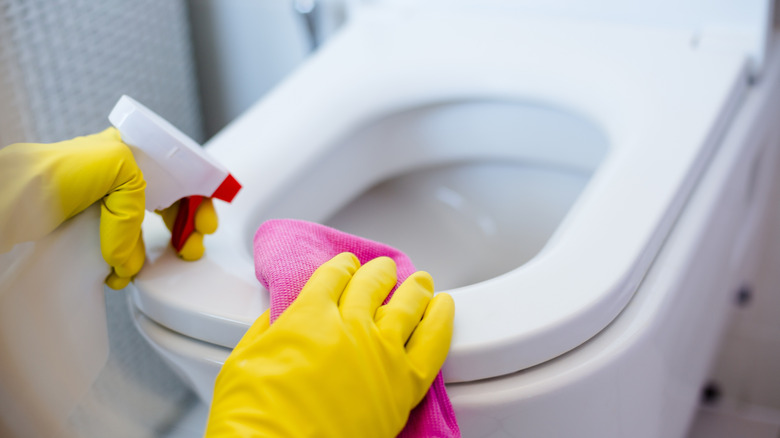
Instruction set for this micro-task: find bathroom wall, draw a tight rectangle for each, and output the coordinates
[775,0,780,30]
[186,0,310,139]
[187,0,353,140]
[706,97,780,411]
[0,0,204,147]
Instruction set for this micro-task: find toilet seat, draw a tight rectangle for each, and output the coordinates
[132,9,752,383]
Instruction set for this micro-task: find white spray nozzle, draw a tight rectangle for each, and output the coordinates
[108,95,240,211]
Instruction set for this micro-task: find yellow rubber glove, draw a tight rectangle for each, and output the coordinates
[205,252,455,437]
[0,128,146,289]
[157,197,218,261]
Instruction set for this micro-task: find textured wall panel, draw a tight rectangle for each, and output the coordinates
[0,0,203,146]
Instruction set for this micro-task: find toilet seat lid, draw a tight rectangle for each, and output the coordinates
[131,11,752,382]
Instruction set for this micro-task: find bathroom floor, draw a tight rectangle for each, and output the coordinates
[687,402,780,438]
[163,399,780,437]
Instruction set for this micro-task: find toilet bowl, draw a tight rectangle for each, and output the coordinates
[129,2,780,437]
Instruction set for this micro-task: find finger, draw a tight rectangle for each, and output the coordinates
[105,271,130,290]
[338,257,397,319]
[405,293,455,382]
[113,233,146,278]
[194,198,218,235]
[157,200,179,231]
[60,128,137,219]
[158,197,213,260]
[375,271,434,344]
[105,234,145,290]
[99,151,146,268]
[178,231,205,261]
[230,309,271,357]
[297,253,360,305]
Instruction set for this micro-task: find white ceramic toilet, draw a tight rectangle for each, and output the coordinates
[128,1,780,437]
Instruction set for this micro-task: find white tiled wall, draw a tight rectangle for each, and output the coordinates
[688,70,780,436]
[707,134,780,410]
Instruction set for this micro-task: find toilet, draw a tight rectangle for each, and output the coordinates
[127,1,780,437]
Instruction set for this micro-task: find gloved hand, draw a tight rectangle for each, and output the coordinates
[0,128,146,289]
[205,252,455,437]
[0,128,219,289]
[157,196,218,261]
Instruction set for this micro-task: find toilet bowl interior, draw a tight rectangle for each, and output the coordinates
[327,161,589,290]
[251,100,608,290]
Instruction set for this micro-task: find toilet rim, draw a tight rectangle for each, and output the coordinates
[133,12,751,382]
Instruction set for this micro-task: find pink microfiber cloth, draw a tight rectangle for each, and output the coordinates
[253,219,460,438]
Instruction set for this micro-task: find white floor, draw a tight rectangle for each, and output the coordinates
[687,402,780,438]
